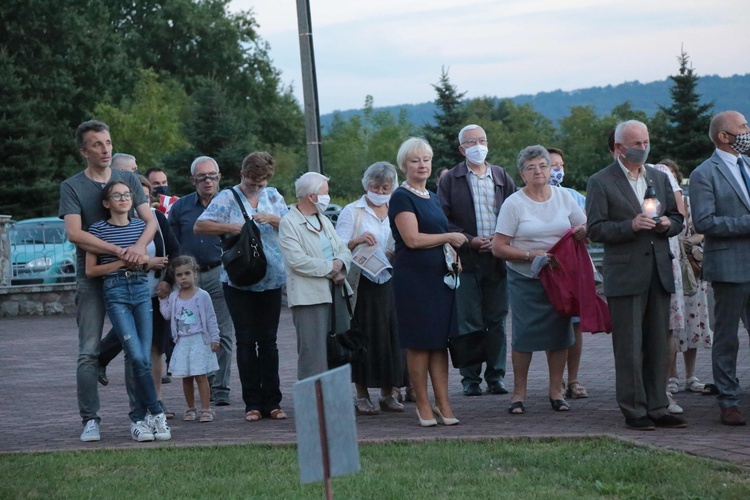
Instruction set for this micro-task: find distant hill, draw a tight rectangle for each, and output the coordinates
[320,73,750,131]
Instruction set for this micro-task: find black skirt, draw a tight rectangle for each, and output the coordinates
[351,277,405,388]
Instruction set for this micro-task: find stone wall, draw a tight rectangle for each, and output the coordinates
[0,284,76,317]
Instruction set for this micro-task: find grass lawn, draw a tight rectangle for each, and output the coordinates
[2,437,749,499]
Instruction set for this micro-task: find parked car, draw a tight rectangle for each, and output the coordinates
[9,217,76,285]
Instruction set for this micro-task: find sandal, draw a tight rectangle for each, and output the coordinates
[667,377,680,394]
[550,398,571,411]
[379,395,405,412]
[404,386,417,403]
[199,409,214,423]
[355,397,380,415]
[667,393,683,414]
[685,376,705,393]
[269,409,288,420]
[245,410,262,422]
[508,401,525,415]
[565,380,588,399]
[702,383,719,396]
[183,408,197,421]
[159,400,175,420]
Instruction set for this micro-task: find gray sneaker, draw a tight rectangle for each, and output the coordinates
[80,419,101,442]
[149,413,172,441]
[131,421,154,442]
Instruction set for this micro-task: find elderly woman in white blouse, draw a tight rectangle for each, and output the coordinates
[336,162,405,416]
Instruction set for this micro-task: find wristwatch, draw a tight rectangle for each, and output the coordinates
[524,251,530,261]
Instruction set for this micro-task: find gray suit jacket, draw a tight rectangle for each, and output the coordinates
[689,151,750,283]
[586,162,683,297]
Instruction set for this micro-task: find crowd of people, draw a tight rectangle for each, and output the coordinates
[60,109,750,442]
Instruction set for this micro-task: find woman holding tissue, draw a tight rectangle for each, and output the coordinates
[492,145,587,415]
[336,162,405,415]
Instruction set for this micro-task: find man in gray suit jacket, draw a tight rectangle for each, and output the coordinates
[586,120,685,431]
[689,110,750,426]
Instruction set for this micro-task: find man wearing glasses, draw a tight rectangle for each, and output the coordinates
[59,120,156,442]
[168,157,235,406]
[438,124,517,396]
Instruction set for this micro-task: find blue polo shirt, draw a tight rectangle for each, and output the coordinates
[168,191,222,267]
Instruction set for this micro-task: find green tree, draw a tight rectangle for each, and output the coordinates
[491,100,555,184]
[162,78,257,196]
[423,68,467,171]
[650,49,714,172]
[0,50,57,219]
[94,69,189,169]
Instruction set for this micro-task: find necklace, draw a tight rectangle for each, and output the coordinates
[305,213,323,232]
[401,181,429,197]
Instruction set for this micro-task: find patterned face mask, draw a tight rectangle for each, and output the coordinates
[548,168,564,186]
[729,131,750,155]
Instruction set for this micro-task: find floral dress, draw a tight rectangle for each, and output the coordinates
[680,196,712,350]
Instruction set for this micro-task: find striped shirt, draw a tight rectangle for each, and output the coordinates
[467,167,497,238]
[88,218,146,269]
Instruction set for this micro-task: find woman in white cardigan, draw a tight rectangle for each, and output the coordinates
[279,172,353,379]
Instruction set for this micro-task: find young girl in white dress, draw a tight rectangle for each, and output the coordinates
[158,256,220,423]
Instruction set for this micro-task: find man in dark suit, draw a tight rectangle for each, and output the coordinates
[586,120,685,430]
[438,124,517,396]
[689,110,750,426]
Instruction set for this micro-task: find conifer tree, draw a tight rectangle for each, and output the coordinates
[651,49,713,173]
[423,68,467,172]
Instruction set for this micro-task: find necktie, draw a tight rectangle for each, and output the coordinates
[739,156,750,203]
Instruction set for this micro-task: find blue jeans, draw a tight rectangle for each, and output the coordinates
[103,273,161,422]
[224,285,283,414]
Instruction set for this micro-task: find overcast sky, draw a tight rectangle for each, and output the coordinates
[229,0,750,115]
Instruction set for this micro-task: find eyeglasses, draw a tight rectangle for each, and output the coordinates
[108,192,132,201]
[461,138,488,147]
[522,164,550,173]
[193,173,220,183]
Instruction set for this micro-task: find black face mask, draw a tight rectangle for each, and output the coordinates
[153,185,169,196]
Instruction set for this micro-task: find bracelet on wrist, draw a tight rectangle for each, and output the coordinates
[524,251,530,262]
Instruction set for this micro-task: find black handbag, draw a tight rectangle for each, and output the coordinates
[219,187,267,286]
[446,271,489,369]
[448,329,489,369]
[327,283,368,368]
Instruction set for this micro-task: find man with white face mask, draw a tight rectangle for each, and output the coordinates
[438,124,517,396]
[690,110,750,426]
[587,120,685,431]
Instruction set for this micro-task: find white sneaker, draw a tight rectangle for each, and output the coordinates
[131,421,155,442]
[149,413,172,441]
[80,419,101,442]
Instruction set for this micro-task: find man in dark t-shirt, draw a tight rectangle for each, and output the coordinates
[59,120,156,442]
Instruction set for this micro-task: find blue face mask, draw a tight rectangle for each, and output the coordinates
[153,185,169,196]
[548,168,564,186]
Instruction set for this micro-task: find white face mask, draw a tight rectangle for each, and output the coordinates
[366,191,390,206]
[548,168,564,186]
[464,144,488,165]
[314,194,330,213]
[443,273,460,289]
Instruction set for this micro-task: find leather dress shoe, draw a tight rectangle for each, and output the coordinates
[463,383,483,396]
[720,406,747,426]
[653,414,687,428]
[625,416,656,431]
[487,381,509,395]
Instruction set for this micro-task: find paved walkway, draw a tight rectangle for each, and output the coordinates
[2,310,750,466]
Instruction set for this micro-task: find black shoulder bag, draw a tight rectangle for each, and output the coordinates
[446,262,489,368]
[219,187,267,286]
[327,283,368,368]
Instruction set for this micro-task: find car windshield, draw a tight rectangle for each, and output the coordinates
[10,223,67,245]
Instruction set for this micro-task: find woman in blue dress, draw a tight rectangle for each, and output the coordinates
[389,137,468,427]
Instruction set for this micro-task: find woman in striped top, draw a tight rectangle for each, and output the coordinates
[85,180,171,442]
